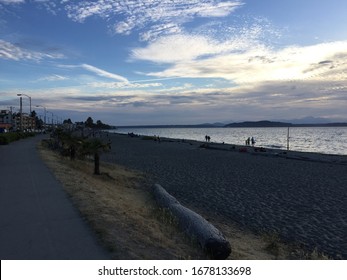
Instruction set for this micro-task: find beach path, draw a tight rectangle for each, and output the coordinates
[0,135,110,260]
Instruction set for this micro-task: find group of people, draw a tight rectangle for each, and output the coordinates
[245,137,256,146]
[204,134,256,146]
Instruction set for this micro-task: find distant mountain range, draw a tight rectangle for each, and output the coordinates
[273,116,344,124]
[117,117,347,128]
[224,120,347,127]
[118,120,347,128]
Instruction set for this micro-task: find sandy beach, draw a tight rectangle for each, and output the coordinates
[100,132,347,259]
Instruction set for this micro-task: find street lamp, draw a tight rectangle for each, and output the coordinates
[18,96,23,132]
[47,111,54,128]
[17,94,31,115]
[35,105,47,127]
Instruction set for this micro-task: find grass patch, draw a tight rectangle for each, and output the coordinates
[38,141,205,259]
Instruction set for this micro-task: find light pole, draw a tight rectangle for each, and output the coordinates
[17,94,31,115]
[7,106,15,129]
[35,105,47,128]
[47,111,54,129]
[19,96,23,132]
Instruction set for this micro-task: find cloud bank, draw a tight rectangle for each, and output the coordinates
[132,33,347,85]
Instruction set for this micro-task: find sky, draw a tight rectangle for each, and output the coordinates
[0,0,347,125]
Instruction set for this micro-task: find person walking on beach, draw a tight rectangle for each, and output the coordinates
[246,137,250,146]
[251,137,256,146]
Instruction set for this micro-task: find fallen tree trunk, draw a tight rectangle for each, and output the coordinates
[152,184,231,259]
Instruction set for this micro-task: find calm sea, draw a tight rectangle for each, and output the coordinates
[110,127,347,155]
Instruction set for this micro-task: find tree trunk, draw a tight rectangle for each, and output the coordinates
[94,152,100,175]
[152,184,231,259]
[70,145,76,160]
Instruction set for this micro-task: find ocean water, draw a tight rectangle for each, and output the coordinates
[110,127,347,155]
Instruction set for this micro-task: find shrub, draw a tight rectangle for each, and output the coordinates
[0,135,10,145]
[0,132,35,144]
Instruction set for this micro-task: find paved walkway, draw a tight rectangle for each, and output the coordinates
[0,135,110,260]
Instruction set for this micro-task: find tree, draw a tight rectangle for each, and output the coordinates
[30,110,37,118]
[96,119,111,129]
[50,127,111,175]
[81,138,111,175]
[63,118,73,124]
[85,117,94,128]
[96,120,102,127]
[29,110,43,129]
[35,118,44,129]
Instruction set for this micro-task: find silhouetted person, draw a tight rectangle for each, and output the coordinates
[251,137,255,146]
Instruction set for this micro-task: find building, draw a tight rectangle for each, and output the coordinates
[13,113,36,131]
[0,110,13,132]
[0,109,37,131]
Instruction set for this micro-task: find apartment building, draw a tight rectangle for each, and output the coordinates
[14,113,36,131]
[0,110,13,132]
[0,110,36,131]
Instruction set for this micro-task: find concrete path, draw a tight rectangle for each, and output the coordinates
[0,135,110,259]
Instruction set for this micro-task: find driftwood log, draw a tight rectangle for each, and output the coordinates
[152,184,231,259]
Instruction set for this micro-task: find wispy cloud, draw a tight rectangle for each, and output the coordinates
[131,17,281,63]
[133,33,347,85]
[65,0,244,41]
[36,74,69,82]
[0,39,64,61]
[131,33,256,63]
[0,0,24,4]
[80,64,128,82]
[2,0,243,40]
[59,63,128,82]
[87,81,162,89]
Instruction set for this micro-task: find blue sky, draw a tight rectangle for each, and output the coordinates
[1,0,347,125]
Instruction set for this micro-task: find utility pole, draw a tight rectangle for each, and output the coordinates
[17,93,31,115]
[19,97,23,132]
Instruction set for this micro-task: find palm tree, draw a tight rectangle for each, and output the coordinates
[53,129,82,160]
[50,128,110,174]
[81,138,111,175]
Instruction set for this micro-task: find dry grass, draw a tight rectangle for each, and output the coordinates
[38,142,205,259]
[38,141,324,260]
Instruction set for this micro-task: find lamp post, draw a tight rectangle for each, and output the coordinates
[35,105,47,128]
[19,96,23,132]
[47,111,54,129]
[7,106,15,129]
[17,94,31,115]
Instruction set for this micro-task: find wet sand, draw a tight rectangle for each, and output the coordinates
[101,133,347,259]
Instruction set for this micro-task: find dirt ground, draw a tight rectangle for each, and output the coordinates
[38,142,322,260]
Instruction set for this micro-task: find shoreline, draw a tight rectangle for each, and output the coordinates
[108,126,347,156]
[108,131,347,165]
[100,132,347,259]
